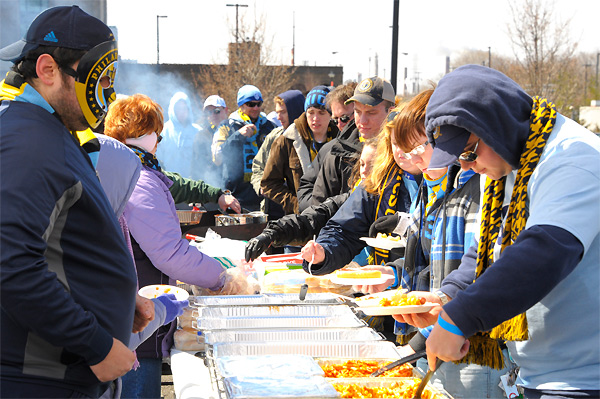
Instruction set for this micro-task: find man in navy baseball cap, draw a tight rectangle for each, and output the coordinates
[0,6,139,398]
[0,5,119,129]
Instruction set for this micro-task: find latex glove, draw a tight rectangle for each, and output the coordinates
[154,293,188,324]
[194,268,260,296]
[245,231,274,261]
[369,213,400,237]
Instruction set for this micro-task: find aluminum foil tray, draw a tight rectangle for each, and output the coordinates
[203,327,383,346]
[198,304,355,318]
[317,358,417,378]
[193,293,344,307]
[327,377,454,399]
[212,340,401,359]
[216,355,324,378]
[195,314,365,331]
[224,375,339,399]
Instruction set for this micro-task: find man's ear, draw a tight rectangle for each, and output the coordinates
[35,54,60,86]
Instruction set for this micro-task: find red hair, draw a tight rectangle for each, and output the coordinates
[104,94,164,143]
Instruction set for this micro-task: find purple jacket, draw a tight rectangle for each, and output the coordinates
[124,166,225,289]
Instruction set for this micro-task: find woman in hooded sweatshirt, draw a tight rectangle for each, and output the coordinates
[261,86,339,214]
[104,94,248,399]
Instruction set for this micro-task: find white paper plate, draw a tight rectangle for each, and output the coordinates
[138,284,190,301]
[329,274,395,286]
[353,289,408,307]
[358,303,436,316]
[360,237,405,250]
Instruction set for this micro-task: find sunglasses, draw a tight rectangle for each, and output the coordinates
[403,140,430,160]
[458,139,480,162]
[157,134,163,143]
[245,101,263,108]
[333,115,352,124]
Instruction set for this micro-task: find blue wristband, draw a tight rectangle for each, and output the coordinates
[437,314,464,336]
[391,265,399,289]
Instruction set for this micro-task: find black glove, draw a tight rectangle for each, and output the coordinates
[368,213,400,237]
[245,231,274,262]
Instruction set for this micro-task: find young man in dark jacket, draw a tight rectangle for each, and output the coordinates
[0,6,137,397]
[297,77,396,212]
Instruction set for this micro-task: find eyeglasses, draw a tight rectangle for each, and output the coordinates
[402,140,430,160]
[333,114,352,125]
[458,139,480,162]
[245,101,263,108]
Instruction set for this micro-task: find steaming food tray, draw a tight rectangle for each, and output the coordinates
[197,304,355,319]
[194,314,366,331]
[203,327,383,346]
[193,293,345,307]
[327,377,454,399]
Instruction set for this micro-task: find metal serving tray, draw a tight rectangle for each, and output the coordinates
[327,377,454,399]
[194,314,366,331]
[193,293,344,307]
[224,375,338,399]
[212,340,401,359]
[198,304,355,319]
[203,327,383,346]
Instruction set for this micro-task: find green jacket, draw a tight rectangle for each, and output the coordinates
[163,170,222,204]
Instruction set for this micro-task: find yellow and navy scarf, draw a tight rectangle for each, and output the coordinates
[464,97,557,369]
[367,164,404,265]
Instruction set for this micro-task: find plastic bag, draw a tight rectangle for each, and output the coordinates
[192,267,260,296]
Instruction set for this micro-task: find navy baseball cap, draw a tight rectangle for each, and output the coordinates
[0,5,115,63]
[427,124,471,169]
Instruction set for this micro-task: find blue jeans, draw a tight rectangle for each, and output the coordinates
[416,349,512,399]
[120,358,162,399]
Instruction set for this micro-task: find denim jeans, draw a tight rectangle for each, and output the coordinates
[120,358,162,399]
[415,348,512,399]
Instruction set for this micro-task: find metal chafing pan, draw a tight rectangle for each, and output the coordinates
[212,340,401,359]
[194,314,366,331]
[197,304,356,319]
[215,211,267,226]
[193,293,345,307]
[203,327,384,346]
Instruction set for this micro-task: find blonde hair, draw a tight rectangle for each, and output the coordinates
[363,88,434,194]
[104,94,164,143]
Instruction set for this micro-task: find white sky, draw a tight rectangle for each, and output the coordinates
[107,0,600,89]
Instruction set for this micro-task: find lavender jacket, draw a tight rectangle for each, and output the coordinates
[123,166,225,290]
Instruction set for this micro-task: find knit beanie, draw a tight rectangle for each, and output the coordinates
[237,85,263,107]
[304,85,331,112]
[278,89,305,123]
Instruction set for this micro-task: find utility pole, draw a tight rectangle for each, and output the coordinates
[156,15,167,65]
[390,0,400,91]
[488,47,491,69]
[584,63,592,103]
[226,3,248,43]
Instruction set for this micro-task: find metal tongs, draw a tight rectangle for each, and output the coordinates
[413,358,444,399]
[370,350,426,377]
[299,235,316,301]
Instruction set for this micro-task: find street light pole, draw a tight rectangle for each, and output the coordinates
[156,15,167,65]
[226,3,248,43]
[390,0,400,92]
[488,47,492,68]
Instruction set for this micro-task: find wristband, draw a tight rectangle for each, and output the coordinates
[390,265,399,289]
[437,314,464,336]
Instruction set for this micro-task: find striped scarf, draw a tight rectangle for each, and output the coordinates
[465,96,557,369]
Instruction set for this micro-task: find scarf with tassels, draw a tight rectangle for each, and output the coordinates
[128,146,162,172]
[465,96,557,369]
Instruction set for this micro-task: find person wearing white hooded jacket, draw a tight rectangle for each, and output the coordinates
[156,91,209,180]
